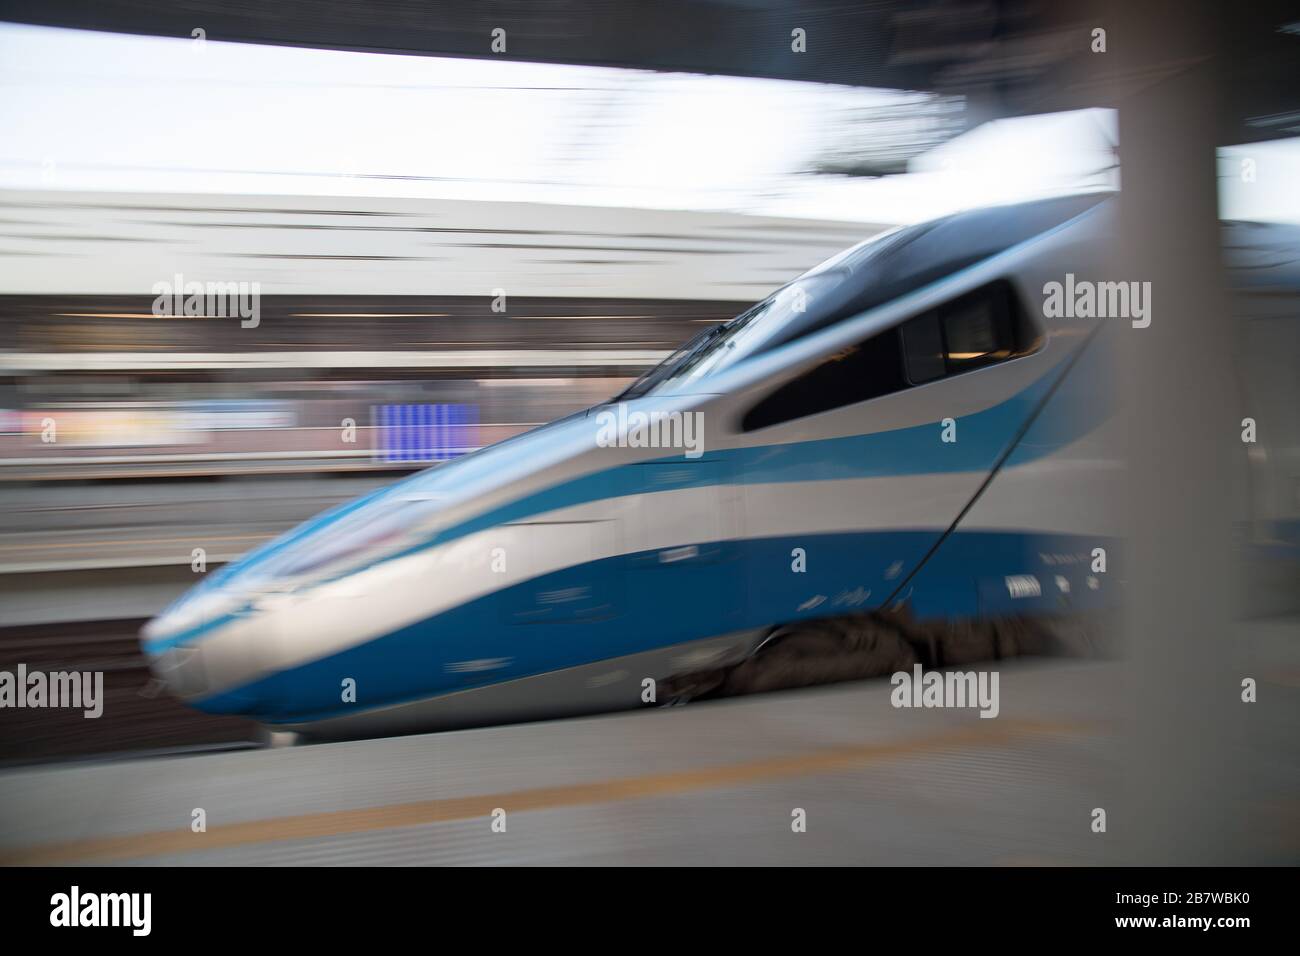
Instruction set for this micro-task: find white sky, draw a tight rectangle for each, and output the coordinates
[0,23,1294,224]
[0,23,898,216]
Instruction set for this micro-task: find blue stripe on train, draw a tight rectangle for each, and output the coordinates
[146,354,1103,655]
[161,199,1115,642]
[193,528,1120,723]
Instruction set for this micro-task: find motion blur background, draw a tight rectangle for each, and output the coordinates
[0,12,1134,645]
[0,0,1296,865]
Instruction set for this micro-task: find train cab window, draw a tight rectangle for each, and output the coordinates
[900,312,945,384]
[901,281,1027,384]
[742,280,1037,431]
[741,329,905,431]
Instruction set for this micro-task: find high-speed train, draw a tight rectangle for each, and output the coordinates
[139,191,1291,739]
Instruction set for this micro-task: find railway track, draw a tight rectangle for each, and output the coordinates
[0,618,258,765]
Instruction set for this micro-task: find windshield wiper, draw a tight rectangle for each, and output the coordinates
[611,321,731,401]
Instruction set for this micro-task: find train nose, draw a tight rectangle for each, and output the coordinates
[141,627,272,716]
[143,642,211,700]
[140,606,222,700]
[139,603,270,715]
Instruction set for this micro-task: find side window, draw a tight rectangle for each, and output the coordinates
[742,280,1037,431]
[903,280,1030,383]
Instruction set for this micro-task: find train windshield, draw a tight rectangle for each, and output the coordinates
[617,272,845,397]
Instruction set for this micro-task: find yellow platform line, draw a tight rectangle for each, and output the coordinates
[2,719,1089,865]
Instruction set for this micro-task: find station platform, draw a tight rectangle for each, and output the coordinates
[2,657,1294,866]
